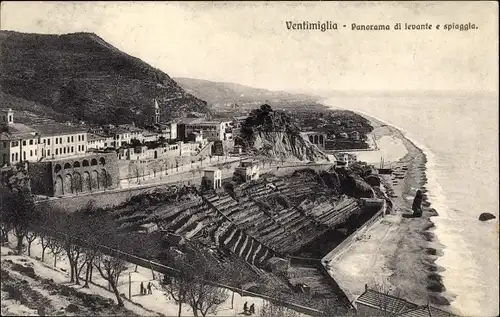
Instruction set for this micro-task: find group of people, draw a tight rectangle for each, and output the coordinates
[243,302,255,315]
[140,281,153,295]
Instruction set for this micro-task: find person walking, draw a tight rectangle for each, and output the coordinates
[147,282,152,295]
[140,282,145,295]
[243,302,248,314]
[249,303,255,315]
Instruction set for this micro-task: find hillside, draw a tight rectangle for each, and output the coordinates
[174,77,321,111]
[0,31,209,125]
[236,104,330,162]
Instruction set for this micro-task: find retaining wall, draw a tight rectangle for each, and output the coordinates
[320,199,386,306]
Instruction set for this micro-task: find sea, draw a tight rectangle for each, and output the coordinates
[323,92,499,317]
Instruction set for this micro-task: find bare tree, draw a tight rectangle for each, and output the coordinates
[64,235,83,284]
[184,253,229,317]
[94,251,127,307]
[25,230,37,256]
[79,247,97,288]
[47,237,64,267]
[12,227,27,255]
[39,232,51,262]
[162,272,190,317]
[259,301,300,317]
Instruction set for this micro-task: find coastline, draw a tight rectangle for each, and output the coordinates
[325,112,457,313]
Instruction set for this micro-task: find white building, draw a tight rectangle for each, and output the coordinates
[178,118,233,142]
[234,159,260,182]
[203,167,222,189]
[1,109,88,165]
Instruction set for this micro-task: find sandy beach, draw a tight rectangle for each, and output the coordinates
[327,117,455,313]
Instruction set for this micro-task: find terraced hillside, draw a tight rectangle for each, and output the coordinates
[114,170,364,266]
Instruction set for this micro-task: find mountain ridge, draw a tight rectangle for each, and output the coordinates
[0,31,209,125]
[174,76,320,108]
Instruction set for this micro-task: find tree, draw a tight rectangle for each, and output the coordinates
[25,231,37,256]
[47,236,64,267]
[63,234,83,284]
[259,301,300,317]
[184,252,229,317]
[39,231,51,262]
[162,249,229,317]
[94,251,127,307]
[0,184,38,254]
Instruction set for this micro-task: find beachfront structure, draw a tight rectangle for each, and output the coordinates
[234,159,260,182]
[203,167,222,189]
[1,109,88,166]
[355,284,457,317]
[335,152,357,168]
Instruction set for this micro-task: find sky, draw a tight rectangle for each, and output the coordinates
[1,1,498,93]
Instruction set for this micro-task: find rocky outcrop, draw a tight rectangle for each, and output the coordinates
[236,104,329,162]
[478,213,496,221]
[251,131,329,162]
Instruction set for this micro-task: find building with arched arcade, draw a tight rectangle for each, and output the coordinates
[28,152,119,197]
[302,132,327,149]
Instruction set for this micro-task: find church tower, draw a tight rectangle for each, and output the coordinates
[152,98,160,125]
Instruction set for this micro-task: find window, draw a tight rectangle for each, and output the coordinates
[82,135,85,141]
[47,149,50,156]
[48,139,51,145]
[56,138,59,145]
[59,137,62,144]
[82,145,85,151]
[23,151,26,160]
[56,149,58,155]
[11,153,14,161]
[30,150,33,157]
[77,135,80,142]
[43,139,46,144]
[71,146,74,153]
[15,153,18,161]
[67,137,70,143]
[71,136,74,142]
[29,140,33,145]
[23,140,26,146]
[63,148,66,154]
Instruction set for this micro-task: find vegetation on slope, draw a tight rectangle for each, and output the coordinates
[0,31,209,125]
[235,104,329,162]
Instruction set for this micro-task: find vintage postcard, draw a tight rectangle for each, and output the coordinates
[0,1,498,317]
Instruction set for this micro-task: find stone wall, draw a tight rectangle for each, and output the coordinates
[29,152,119,197]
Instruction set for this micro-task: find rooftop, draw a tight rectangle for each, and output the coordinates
[398,305,457,317]
[203,167,221,172]
[0,123,38,140]
[356,288,418,315]
[31,123,87,136]
[88,133,108,141]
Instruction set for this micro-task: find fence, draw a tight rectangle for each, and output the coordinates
[30,224,325,317]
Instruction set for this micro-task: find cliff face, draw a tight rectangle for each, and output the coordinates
[251,131,329,162]
[236,104,329,162]
[0,31,209,125]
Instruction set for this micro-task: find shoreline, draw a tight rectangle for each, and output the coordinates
[323,107,459,314]
[363,115,455,309]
